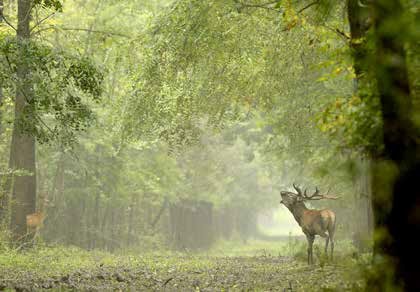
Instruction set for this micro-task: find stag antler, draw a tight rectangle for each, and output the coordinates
[303,187,339,200]
[293,183,303,196]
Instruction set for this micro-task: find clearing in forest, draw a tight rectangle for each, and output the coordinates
[0,240,366,291]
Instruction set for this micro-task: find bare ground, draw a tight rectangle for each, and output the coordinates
[0,254,365,291]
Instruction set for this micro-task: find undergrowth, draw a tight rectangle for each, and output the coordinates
[0,236,370,291]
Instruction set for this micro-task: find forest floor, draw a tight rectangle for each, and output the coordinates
[0,240,368,291]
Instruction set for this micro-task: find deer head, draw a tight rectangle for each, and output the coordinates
[280,183,304,209]
[280,183,339,209]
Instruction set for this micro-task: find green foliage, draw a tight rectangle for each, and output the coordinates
[123,0,280,143]
[0,36,103,145]
[34,0,63,12]
[317,93,382,153]
[1,4,412,291]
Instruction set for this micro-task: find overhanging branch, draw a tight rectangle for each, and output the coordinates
[32,26,131,38]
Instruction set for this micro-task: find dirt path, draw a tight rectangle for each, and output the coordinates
[0,254,363,291]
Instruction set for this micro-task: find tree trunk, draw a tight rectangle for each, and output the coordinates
[150,198,167,230]
[363,158,374,237]
[346,1,375,252]
[372,1,420,290]
[91,192,100,249]
[127,194,138,247]
[9,0,37,244]
[347,0,419,288]
[0,85,8,226]
[0,87,3,134]
[346,0,371,87]
[0,1,3,23]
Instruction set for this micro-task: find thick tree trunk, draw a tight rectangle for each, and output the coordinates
[0,1,3,22]
[346,0,371,85]
[0,0,11,228]
[0,87,3,133]
[372,1,420,290]
[348,0,419,288]
[346,0,376,254]
[352,158,374,252]
[9,0,37,244]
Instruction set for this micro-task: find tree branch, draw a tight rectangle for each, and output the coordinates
[1,15,17,31]
[32,26,131,38]
[236,0,321,15]
[30,12,55,33]
[323,24,351,42]
[298,0,320,14]
[236,0,282,13]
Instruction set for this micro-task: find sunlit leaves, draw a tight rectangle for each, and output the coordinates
[316,94,382,154]
[33,0,63,12]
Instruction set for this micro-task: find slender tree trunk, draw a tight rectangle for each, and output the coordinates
[79,197,86,248]
[127,194,137,247]
[9,0,37,244]
[150,198,167,230]
[109,207,117,251]
[363,158,374,237]
[91,192,100,249]
[0,86,7,226]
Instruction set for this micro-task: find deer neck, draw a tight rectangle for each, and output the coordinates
[290,202,308,226]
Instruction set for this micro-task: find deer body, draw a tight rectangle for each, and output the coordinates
[26,211,46,238]
[281,184,337,264]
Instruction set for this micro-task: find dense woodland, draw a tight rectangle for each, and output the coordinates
[0,0,419,291]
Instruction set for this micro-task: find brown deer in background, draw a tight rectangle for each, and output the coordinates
[26,194,48,239]
[280,184,338,264]
[26,212,46,237]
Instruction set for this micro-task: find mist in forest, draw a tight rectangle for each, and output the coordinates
[25,122,371,253]
[0,0,418,291]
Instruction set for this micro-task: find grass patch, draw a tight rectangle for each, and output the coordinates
[0,240,368,291]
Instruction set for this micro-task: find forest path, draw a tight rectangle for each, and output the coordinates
[0,251,363,291]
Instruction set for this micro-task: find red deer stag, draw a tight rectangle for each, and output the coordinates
[280,184,338,264]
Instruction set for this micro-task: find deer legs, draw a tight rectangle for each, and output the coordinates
[325,236,329,255]
[327,227,335,260]
[306,233,334,264]
[306,234,315,265]
[324,236,335,260]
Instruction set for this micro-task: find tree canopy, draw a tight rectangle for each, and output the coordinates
[0,0,419,290]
